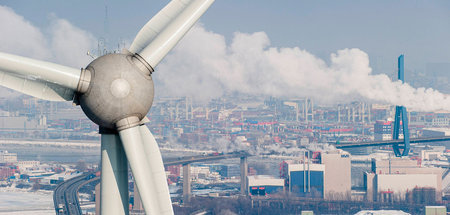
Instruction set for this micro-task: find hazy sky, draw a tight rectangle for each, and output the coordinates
[1,1,450,110]
[2,0,450,72]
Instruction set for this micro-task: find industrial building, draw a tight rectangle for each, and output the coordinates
[425,206,447,215]
[205,164,241,178]
[374,120,393,141]
[422,128,450,137]
[365,157,443,203]
[280,150,351,199]
[284,160,325,198]
[321,150,352,200]
[16,160,40,171]
[420,148,446,161]
[0,150,17,163]
[247,175,284,196]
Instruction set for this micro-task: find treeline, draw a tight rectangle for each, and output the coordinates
[173,195,440,215]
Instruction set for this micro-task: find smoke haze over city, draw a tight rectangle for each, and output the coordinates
[1,5,450,112]
[0,2,450,214]
[157,25,450,112]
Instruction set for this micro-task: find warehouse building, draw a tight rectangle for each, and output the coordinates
[365,157,443,203]
[0,150,17,163]
[422,128,450,137]
[247,175,284,196]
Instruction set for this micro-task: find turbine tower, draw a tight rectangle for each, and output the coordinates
[0,0,215,214]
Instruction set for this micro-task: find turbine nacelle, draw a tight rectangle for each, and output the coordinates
[78,53,155,130]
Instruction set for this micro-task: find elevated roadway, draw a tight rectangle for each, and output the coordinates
[53,173,98,215]
[54,151,251,212]
[335,136,450,149]
[163,151,250,166]
[163,151,251,201]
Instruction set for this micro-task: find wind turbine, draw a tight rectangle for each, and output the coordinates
[0,0,215,214]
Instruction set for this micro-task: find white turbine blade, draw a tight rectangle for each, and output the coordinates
[0,71,74,101]
[118,126,164,215]
[129,0,190,54]
[0,52,81,91]
[139,124,174,215]
[100,133,129,215]
[131,0,214,68]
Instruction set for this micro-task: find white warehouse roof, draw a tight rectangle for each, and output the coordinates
[248,175,284,187]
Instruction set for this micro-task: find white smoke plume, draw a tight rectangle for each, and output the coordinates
[0,6,50,60]
[155,25,450,112]
[47,17,97,68]
[0,6,96,98]
[0,6,95,69]
[0,6,448,112]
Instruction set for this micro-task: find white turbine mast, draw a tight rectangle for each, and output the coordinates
[0,0,215,214]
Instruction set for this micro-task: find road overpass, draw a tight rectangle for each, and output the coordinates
[163,151,250,166]
[162,151,251,203]
[334,136,450,149]
[54,151,251,212]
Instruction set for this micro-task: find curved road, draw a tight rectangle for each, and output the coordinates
[52,152,247,214]
[53,173,94,215]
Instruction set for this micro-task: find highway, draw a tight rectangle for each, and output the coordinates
[163,151,250,166]
[53,151,249,214]
[335,136,450,148]
[53,173,93,215]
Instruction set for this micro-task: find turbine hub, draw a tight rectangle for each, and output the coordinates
[79,53,154,130]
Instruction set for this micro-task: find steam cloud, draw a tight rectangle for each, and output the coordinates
[1,5,449,112]
[0,6,96,98]
[156,25,450,112]
[0,6,95,69]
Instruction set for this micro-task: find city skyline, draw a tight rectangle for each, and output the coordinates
[1,1,450,111]
[0,1,449,214]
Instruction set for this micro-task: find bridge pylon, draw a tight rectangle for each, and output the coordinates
[392,55,410,157]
